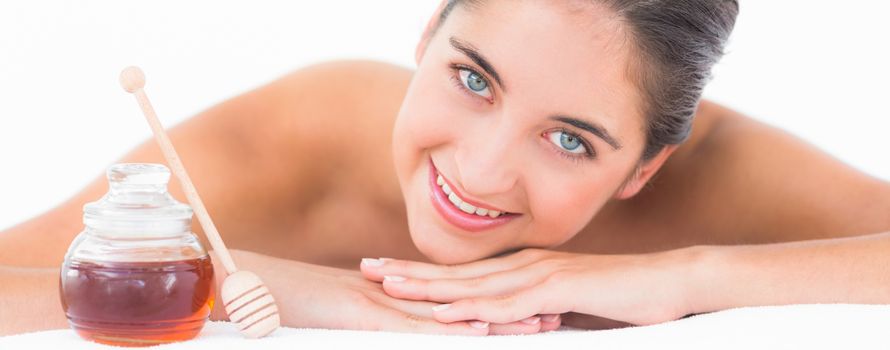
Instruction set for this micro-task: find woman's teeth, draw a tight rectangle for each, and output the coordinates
[436,174,503,218]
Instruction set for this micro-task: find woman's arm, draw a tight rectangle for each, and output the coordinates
[0,249,492,336]
[358,230,890,328]
[691,230,890,314]
[0,266,68,335]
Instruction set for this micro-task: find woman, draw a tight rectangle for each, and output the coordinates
[2,0,890,336]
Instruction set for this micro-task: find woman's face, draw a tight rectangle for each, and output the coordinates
[392,0,651,264]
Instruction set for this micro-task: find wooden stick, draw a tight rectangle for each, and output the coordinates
[119,66,237,274]
[120,66,280,338]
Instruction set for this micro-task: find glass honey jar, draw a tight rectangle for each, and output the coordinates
[59,163,215,347]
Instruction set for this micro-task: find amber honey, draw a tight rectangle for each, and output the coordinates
[59,256,215,347]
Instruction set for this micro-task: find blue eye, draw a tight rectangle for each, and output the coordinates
[458,68,492,99]
[547,130,588,155]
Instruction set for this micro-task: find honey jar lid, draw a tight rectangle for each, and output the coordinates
[83,163,193,234]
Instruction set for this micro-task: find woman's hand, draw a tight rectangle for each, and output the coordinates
[213,250,489,335]
[359,247,700,330]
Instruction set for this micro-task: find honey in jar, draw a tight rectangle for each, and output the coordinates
[59,163,215,347]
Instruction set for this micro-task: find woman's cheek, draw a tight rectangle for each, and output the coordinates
[392,79,449,181]
[398,79,462,150]
[527,177,611,246]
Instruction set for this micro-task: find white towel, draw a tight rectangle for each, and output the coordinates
[3,304,889,349]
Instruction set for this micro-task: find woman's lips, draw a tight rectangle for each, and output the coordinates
[428,159,518,233]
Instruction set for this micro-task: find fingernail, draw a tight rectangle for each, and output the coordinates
[361,258,385,267]
[383,275,406,282]
[432,304,451,312]
[469,321,489,329]
[541,314,560,323]
[521,316,541,325]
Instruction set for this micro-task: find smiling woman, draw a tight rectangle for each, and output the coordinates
[392,0,740,264]
[2,0,890,338]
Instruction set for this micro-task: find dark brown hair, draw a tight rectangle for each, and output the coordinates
[438,0,739,160]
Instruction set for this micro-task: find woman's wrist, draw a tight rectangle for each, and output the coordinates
[206,249,333,329]
[207,249,286,322]
[662,244,730,317]
[670,238,874,316]
[676,232,890,316]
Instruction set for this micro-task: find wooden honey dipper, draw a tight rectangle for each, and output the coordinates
[120,66,280,338]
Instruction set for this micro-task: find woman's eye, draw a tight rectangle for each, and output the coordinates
[547,130,588,155]
[458,68,492,99]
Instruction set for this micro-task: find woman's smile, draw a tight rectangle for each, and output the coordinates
[428,158,520,233]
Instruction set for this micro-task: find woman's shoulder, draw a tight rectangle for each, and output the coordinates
[233,59,413,131]
[574,100,889,254]
[273,59,413,101]
[267,59,412,142]
[271,58,412,162]
[654,100,890,243]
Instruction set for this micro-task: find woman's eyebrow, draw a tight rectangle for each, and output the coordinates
[448,37,620,151]
[449,36,506,92]
[552,116,623,150]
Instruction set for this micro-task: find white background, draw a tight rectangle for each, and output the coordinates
[1,1,888,231]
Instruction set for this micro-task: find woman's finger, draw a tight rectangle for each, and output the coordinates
[539,314,562,332]
[487,316,543,335]
[359,249,547,282]
[371,303,489,336]
[372,292,543,335]
[368,291,438,318]
[431,286,568,324]
[378,266,547,303]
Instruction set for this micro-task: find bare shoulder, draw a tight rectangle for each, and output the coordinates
[252,59,412,184]
[265,59,412,136]
[653,100,890,243]
[200,59,412,163]
[276,59,411,179]
[251,60,416,264]
[274,60,413,105]
[180,59,412,201]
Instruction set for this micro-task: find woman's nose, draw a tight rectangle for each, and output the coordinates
[453,129,520,197]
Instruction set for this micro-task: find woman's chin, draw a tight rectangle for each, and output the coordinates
[420,248,481,265]
[408,227,490,265]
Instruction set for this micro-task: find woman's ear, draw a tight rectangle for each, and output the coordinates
[416,1,450,64]
[614,145,679,200]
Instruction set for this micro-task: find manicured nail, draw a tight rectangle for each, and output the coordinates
[383,275,406,282]
[520,316,541,325]
[541,314,560,323]
[469,321,489,329]
[361,258,385,267]
[432,304,451,312]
